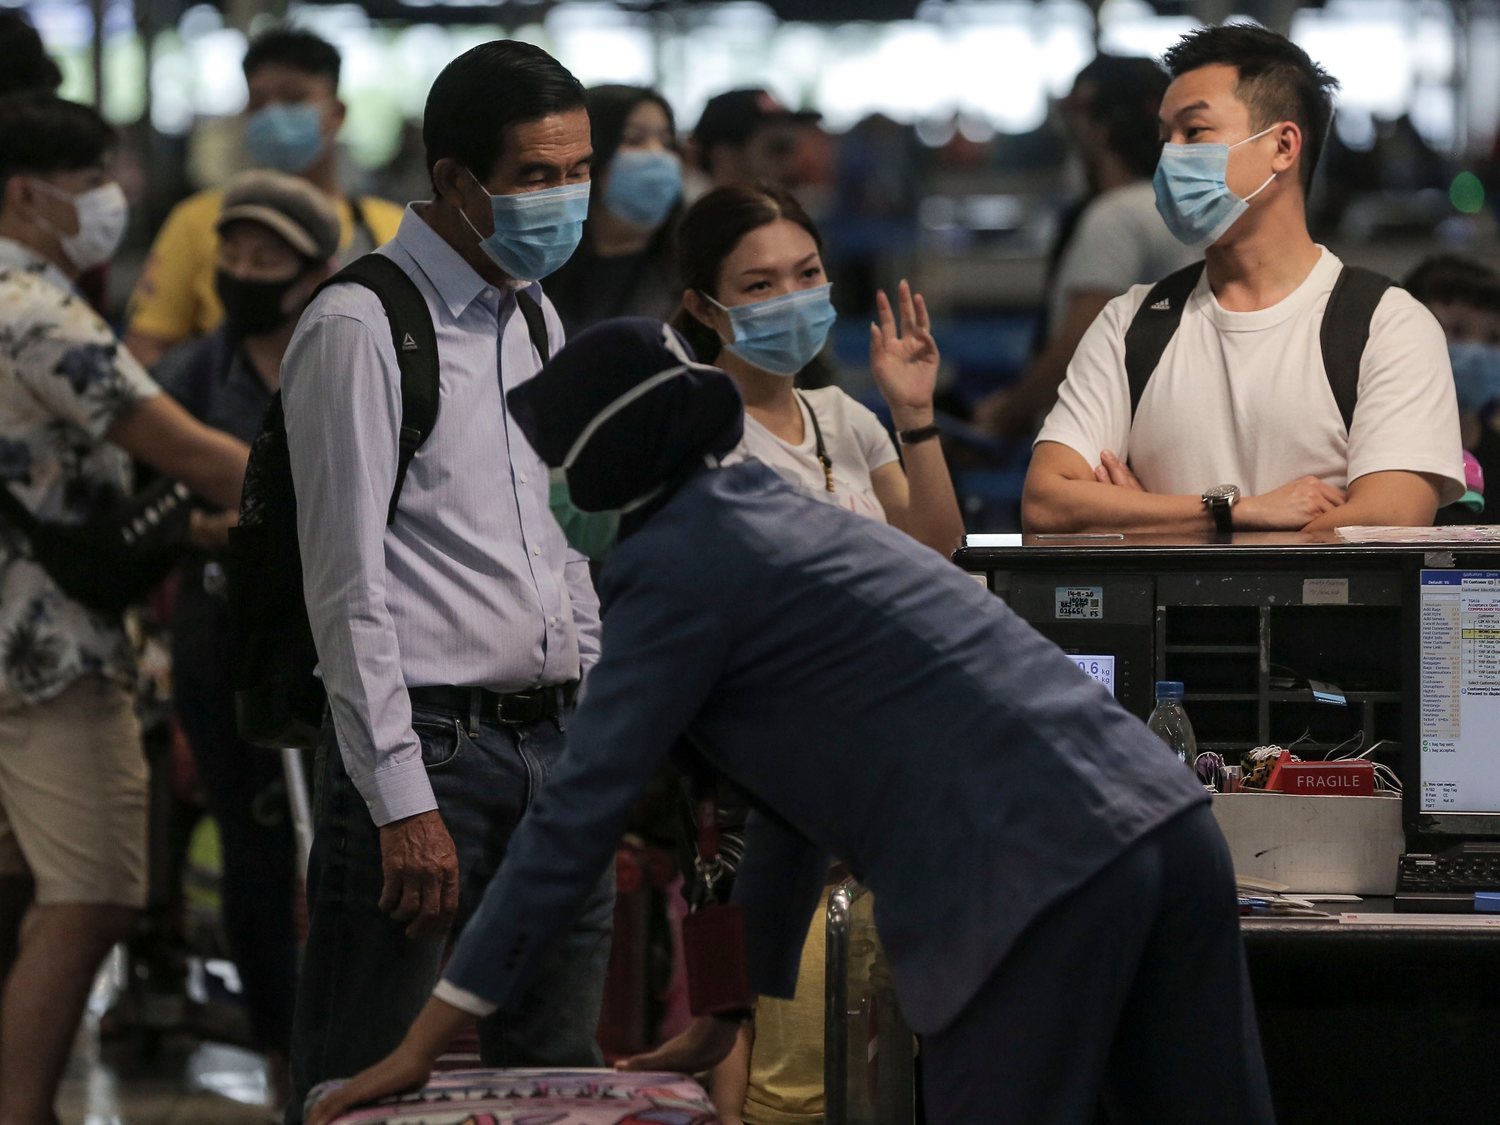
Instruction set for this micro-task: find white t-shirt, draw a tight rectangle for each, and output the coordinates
[730,387,899,522]
[1047,181,1200,337]
[1036,246,1465,503]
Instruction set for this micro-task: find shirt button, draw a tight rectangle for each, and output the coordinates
[532,546,541,557]
[482,288,496,301]
[549,616,558,627]
[518,475,527,485]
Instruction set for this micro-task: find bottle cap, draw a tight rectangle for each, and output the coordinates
[1154,680,1185,700]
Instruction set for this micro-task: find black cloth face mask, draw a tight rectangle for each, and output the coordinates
[215,269,304,339]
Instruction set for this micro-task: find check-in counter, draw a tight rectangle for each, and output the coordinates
[954,531,1500,1124]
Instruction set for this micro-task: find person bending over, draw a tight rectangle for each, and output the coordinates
[307,317,1272,1125]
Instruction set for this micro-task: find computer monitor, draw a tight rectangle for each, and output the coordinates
[1406,565,1500,839]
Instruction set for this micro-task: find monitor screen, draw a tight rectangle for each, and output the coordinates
[1069,653,1116,696]
[1416,569,1500,820]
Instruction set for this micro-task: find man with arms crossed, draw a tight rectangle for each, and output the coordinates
[1023,25,1463,535]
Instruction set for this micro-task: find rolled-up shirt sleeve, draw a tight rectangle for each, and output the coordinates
[282,305,434,826]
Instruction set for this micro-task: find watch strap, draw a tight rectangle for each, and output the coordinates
[1204,493,1234,534]
[897,423,941,446]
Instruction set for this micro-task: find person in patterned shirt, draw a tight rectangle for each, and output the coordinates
[0,92,248,1122]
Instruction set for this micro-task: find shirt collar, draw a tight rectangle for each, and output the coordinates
[393,205,539,319]
[0,237,75,297]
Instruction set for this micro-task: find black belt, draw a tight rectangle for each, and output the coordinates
[409,682,577,731]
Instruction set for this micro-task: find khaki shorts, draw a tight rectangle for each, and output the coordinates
[0,676,148,907]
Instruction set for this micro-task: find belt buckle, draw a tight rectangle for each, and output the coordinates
[495,690,537,727]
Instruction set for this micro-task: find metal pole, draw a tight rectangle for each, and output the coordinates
[90,0,106,111]
[281,747,315,882]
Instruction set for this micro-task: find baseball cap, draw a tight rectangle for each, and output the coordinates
[216,170,341,262]
[692,87,820,152]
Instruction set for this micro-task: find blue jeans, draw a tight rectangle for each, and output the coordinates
[284,704,615,1123]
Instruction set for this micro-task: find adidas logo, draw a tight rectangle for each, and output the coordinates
[1150,298,1172,311]
[401,333,419,352]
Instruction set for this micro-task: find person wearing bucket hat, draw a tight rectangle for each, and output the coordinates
[308,318,1271,1125]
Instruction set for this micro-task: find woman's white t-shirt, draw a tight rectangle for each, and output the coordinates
[730,387,899,522]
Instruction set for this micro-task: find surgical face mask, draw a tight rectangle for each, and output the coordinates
[706,283,837,377]
[550,353,715,557]
[216,269,304,339]
[245,103,326,174]
[460,173,590,281]
[1449,340,1500,414]
[1153,124,1280,250]
[603,149,682,228]
[549,469,621,560]
[31,180,129,272]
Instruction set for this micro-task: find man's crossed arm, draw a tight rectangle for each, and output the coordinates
[1021,441,1442,535]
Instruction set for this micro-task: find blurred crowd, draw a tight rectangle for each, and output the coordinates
[0,7,1497,1125]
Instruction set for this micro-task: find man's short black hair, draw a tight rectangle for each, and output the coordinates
[242,27,341,88]
[422,40,585,190]
[0,92,115,208]
[1162,23,1339,191]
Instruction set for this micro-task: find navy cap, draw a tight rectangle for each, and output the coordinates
[506,317,744,513]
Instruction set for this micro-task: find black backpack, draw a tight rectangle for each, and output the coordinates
[227,254,552,750]
[1123,260,1394,433]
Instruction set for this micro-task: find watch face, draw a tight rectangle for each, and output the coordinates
[1204,484,1240,502]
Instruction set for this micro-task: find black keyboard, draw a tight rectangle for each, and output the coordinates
[1396,843,1500,912]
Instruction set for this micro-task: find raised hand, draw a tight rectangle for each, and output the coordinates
[869,280,939,429]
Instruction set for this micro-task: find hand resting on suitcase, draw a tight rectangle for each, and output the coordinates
[306,996,470,1124]
[614,1012,743,1075]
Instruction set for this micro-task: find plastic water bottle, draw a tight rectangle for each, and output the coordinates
[1147,681,1198,770]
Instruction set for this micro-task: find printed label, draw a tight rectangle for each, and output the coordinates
[1302,577,1349,605]
[1055,586,1104,620]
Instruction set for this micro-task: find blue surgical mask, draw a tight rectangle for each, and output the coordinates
[461,173,590,281]
[604,150,682,228]
[1153,124,1279,250]
[245,103,326,174]
[707,283,837,377]
[1449,341,1500,414]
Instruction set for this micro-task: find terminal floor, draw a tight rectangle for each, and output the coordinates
[58,1024,277,1124]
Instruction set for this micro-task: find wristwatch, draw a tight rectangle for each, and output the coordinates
[897,423,941,446]
[1201,484,1241,534]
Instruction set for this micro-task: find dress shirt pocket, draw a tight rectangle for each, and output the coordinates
[410,713,473,772]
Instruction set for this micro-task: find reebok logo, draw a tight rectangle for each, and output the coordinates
[401,333,419,352]
[1150,298,1171,311]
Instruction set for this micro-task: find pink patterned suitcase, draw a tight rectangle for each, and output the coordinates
[312,1068,720,1124]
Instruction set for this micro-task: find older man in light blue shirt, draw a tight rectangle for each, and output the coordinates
[280,42,611,1123]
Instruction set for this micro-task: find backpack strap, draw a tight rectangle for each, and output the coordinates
[1320,265,1393,435]
[514,287,551,365]
[313,254,440,526]
[1123,261,1206,419]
